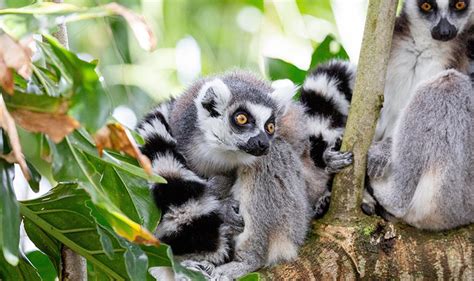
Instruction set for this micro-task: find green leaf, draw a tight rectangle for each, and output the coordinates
[20,183,129,280]
[265,58,307,84]
[238,272,261,281]
[26,251,57,281]
[0,158,20,266]
[0,251,41,281]
[309,35,349,69]
[23,219,61,278]
[43,36,112,132]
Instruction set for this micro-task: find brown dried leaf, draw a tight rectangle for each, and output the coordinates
[94,123,152,175]
[0,96,30,180]
[0,34,32,78]
[105,3,157,52]
[11,109,80,143]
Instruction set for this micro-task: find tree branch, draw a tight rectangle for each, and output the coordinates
[327,0,399,222]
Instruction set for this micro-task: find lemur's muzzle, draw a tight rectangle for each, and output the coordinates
[431,18,457,41]
[241,132,270,156]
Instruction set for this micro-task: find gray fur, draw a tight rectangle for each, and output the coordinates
[149,71,316,279]
[364,0,474,225]
[370,70,473,230]
[212,138,310,279]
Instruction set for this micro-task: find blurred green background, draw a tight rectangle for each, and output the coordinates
[1,0,366,129]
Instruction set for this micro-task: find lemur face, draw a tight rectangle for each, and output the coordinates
[406,0,473,41]
[194,76,294,163]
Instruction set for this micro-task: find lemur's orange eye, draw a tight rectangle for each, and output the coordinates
[421,2,432,11]
[235,113,248,125]
[266,123,275,134]
[455,1,466,10]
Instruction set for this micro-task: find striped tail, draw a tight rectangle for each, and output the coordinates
[299,60,355,171]
[136,101,234,264]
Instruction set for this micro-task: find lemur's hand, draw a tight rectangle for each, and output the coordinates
[324,137,353,174]
[367,139,392,179]
[220,198,244,233]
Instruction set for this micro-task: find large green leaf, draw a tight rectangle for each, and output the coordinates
[20,183,130,280]
[0,132,20,266]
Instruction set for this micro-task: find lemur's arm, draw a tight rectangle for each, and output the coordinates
[300,60,355,174]
[367,138,393,179]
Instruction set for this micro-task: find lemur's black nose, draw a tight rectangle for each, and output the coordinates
[244,132,270,156]
[431,18,457,41]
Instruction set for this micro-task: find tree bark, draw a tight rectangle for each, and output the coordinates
[262,0,473,279]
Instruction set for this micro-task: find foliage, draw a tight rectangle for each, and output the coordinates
[0,1,349,280]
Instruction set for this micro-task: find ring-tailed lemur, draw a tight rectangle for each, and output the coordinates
[368,70,473,230]
[362,0,474,230]
[138,63,354,279]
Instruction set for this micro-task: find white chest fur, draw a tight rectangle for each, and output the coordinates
[375,37,451,140]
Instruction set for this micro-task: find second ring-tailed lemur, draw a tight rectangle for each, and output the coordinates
[362,0,474,230]
[138,62,354,279]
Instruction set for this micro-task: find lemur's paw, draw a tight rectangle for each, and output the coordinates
[210,262,245,281]
[367,154,389,179]
[324,148,353,174]
[312,193,331,219]
[181,260,215,278]
[361,202,376,216]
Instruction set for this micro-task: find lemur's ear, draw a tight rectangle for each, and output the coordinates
[196,79,231,118]
[270,82,299,115]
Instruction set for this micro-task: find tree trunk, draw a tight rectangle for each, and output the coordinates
[263,0,473,279]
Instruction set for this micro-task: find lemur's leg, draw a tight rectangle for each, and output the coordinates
[361,135,396,218]
[367,138,392,179]
[137,102,241,264]
[211,226,269,280]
